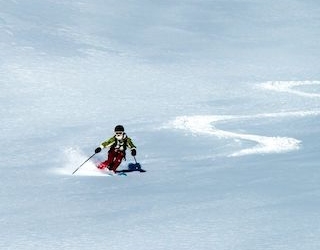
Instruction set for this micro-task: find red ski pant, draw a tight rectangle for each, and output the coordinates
[102,149,124,171]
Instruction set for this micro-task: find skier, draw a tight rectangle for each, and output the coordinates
[94,125,137,173]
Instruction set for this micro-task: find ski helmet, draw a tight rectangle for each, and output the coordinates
[114,125,124,132]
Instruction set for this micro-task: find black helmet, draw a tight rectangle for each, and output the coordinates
[114,125,124,132]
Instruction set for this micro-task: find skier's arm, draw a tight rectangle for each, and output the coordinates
[101,137,116,148]
[94,137,116,153]
[126,137,136,149]
[127,137,137,156]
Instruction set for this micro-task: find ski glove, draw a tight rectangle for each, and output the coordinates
[95,147,102,153]
[131,149,137,156]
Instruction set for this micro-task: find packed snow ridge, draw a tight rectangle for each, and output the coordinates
[168,81,320,157]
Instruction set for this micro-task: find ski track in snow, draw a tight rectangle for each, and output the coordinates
[168,81,320,157]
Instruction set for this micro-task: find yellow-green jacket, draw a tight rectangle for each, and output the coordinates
[99,133,136,152]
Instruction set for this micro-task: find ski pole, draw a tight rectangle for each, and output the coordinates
[72,153,96,175]
[133,155,138,164]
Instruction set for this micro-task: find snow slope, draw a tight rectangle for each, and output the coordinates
[1,0,320,249]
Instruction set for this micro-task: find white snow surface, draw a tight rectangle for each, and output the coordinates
[1,0,320,249]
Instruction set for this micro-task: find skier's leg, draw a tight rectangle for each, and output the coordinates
[97,149,116,169]
[109,151,124,172]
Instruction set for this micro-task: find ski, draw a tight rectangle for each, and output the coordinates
[95,161,146,176]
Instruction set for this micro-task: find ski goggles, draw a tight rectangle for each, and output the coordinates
[115,132,123,135]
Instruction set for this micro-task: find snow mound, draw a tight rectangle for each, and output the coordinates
[260,80,320,98]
